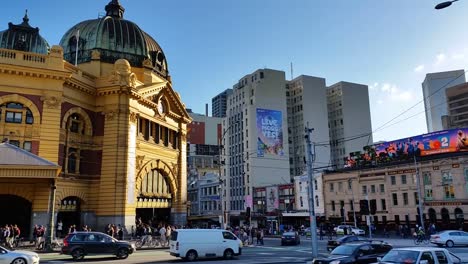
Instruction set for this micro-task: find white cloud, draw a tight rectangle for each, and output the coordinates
[434,53,446,65]
[451,53,465,60]
[377,100,384,105]
[378,83,414,102]
[414,64,425,72]
[381,83,391,92]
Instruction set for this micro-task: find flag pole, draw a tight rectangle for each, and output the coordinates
[75,30,80,66]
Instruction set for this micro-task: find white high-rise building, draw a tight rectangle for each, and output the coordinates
[422,70,466,132]
[287,75,330,176]
[327,82,373,168]
[223,69,290,225]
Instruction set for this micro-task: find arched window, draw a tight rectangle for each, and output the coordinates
[315,195,319,207]
[441,208,450,223]
[140,169,171,198]
[428,208,437,224]
[66,148,79,174]
[0,102,34,124]
[67,113,85,134]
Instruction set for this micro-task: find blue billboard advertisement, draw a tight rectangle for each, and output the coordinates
[256,108,284,157]
[345,127,468,168]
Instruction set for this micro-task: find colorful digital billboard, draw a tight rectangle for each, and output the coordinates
[345,127,468,168]
[266,186,279,212]
[256,108,284,157]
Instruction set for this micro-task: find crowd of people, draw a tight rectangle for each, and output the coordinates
[0,224,21,249]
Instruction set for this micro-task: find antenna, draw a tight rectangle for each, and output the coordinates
[290,62,294,80]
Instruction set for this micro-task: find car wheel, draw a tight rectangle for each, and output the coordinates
[446,240,455,248]
[116,248,129,259]
[224,248,234,259]
[11,258,27,264]
[186,250,198,261]
[71,248,85,260]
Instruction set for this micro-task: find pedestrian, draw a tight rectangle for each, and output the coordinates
[56,220,63,238]
[159,225,167,246]
[118,224,124,240]
[260,229,264,245]
[319,224,324,240]
[256,229,261,245]
[166,225,172,246]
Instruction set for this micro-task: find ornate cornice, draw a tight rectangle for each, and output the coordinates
[0,64,71,81]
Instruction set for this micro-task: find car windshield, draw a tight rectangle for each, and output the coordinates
[284,232,295,236]
[381,250,419,264]
[331,244,358,255]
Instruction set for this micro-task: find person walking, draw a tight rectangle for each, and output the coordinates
[159,225,166,247]
[56,220,63,238]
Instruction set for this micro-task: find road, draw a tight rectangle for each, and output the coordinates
[38,236,468,264]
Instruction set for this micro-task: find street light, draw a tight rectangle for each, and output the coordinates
[218,120,240,229]
[435,0,459,9]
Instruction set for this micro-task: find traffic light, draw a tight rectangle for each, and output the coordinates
[360,200,369,215]
[370,199,377,215]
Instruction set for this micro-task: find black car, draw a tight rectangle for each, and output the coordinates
[327,235,370,251]
[312,242,392,264]
[61,231,135,260]
[281,231,301,246]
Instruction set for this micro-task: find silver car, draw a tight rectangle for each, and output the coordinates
[0,246,40,264]
[430,230,468,247]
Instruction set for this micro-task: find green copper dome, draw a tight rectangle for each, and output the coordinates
[0,11,50,54]
[59,0,168,78]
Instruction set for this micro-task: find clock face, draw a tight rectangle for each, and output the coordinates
[157,101,165,114]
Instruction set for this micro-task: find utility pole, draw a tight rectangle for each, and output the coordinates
[366,194,372,239]
[348,178,357,228]
[414,155,425,232]
[305,125,318,258]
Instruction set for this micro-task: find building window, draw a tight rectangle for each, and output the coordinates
[315,195,319,207]
[5,111,22,123]
[425,188,433,199]
[371,185,376,193]
[414,192,419,205]
[9,140,20,147]
[381,199,386,210]
[423,172,432,185]
[380,184,385,193]
[391,176,396,185]
[403,193,408,205]
[349,200,354,211]
[392,193,398,206]
[314,180,318,190]
[362,185,367,195]
[338,182,343,191]
[330,183,334,192]
[444,185,455,199]
[67,147,79,174]
[300,196,304,207]
[23,141,32,152]
[331,201,336,211]
[401,175,407,184]
[348,180,352,190]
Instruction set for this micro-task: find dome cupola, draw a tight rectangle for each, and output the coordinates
[59,0,168,78]
[0,10,50,54]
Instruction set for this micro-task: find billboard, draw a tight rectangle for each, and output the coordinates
[256,108,284,157]
[345,127,468,168]
[266,186,279,212]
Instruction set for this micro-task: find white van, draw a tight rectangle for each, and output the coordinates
[169,229,242,261]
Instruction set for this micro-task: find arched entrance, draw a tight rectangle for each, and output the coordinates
[428,208,437,224]
[136,165,174,228]
[441,208,450,229]
[56,196,82,236]
[0,195,31,237]
[455,208,464,230]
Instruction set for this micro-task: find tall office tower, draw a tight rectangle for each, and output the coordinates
[327,82,373,169]
[422,70,466,132]
[444,82,468,129]
[223,69,290,226]
[212,89,233,118]
[287,75,331,176]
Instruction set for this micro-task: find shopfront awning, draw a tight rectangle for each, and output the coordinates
[0,143,61,178]
[282,212,309,217]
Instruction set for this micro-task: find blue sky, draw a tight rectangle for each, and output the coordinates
[3,0,468,142]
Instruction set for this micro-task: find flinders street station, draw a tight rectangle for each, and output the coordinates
[0,0,191,236]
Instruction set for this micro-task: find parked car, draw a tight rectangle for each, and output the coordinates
[312,241,392,264]
[61,231,135,260]
[327,235,370,251]
[169,229,242,261]
[379,247,462,264]
[335,225,365,235]
[430,230,468,247]
[0,246,40,264]
[281,232,300,246]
